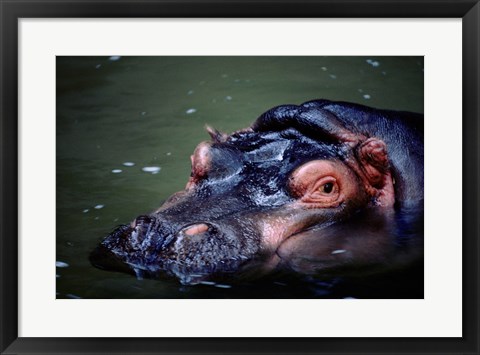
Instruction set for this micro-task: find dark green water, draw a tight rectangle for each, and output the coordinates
[56,56,423,299]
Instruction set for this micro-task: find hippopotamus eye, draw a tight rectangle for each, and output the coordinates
[323,182,334,194]
[309,177,339,200]
[288,160,351,208]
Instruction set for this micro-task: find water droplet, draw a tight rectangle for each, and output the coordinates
[142,166,161,174]
[109,56,121,61]
[141,111,147,116]
[187,90,194,95]
[94,204,104,209]
[95,64,101,69]
[329,74,337,79]
[166,152,171,156]
[66,294,82,299]
[366,59,380,67]
[225,96,232,101]
[56,261,69,268]
[111,169,122,174]
[331,249,347,254]
[363,94,371,99]
[321,66,327,71]
[83,209,89,213]
[186,108,197,115]
[123,162,135,167]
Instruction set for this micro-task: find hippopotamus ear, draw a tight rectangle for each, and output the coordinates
[352,137,395,207]
[356,138,390,188]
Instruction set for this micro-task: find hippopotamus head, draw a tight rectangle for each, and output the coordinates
[90,99,423,285]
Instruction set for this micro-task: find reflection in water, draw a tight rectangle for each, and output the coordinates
[56,56,423,299]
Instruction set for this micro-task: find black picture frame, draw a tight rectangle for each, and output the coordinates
[1,1,478,354]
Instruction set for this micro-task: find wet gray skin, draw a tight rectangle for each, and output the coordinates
[90,99,424,285]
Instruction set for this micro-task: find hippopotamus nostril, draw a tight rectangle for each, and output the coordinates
[183,223,210,236]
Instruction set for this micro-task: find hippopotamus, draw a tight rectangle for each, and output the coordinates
[90,99,423,285]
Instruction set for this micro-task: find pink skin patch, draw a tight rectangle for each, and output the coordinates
[183,223,210,236]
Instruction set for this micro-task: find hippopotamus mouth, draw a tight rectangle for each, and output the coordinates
[90,99,424,285]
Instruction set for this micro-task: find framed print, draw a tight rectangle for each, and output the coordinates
[1,1,479,354]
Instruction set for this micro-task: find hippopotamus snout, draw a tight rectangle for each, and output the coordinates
[92,210,261,284]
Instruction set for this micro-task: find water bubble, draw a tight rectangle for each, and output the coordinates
[321,67,327,71]
[109,56,121,61]
[187,90,194,95]
[94,204,104,209]
[166,152,171,156]
[225,96,232,101]
[366,59,380,67]
[95,64,101,69]
[331,249,347,254]
[363,94,371,100]
[123,162,135,167]
[329,74,337,79]
[141,111,147,116]
[142,166,161,174]
[186,108,197,115]
[83,209,89,213]
[111,169,122,174]
[56,261,69,268]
